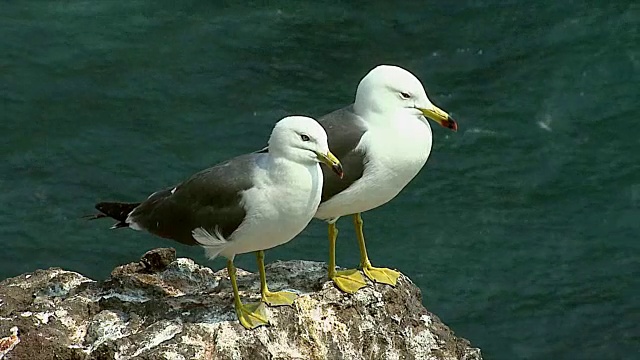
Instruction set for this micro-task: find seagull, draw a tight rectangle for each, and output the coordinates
[91,116,343,329]
[314,65,458,293]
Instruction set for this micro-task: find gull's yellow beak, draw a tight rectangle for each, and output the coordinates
[418,104,458,132]
[316,151,344,178]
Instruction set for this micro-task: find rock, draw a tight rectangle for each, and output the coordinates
[0,327,20,359]
[0,248,482,360]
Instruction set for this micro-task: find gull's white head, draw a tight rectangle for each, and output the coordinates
[268,116,343,177]
[354,65,457,131]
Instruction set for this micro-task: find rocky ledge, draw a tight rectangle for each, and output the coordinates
[0,248,481,360]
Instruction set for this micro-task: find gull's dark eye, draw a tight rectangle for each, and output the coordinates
[300,134,310,141]
[400,92,411,99]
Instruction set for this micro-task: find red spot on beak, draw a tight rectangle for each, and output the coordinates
[446,118,458,132]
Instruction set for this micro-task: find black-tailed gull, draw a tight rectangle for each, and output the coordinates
[91,116,343,329]
[315,65,458,293]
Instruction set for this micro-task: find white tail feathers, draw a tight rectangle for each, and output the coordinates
[192,227,228,260]
[125,213,144,231]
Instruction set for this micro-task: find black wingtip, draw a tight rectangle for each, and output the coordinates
[94,202,141,222]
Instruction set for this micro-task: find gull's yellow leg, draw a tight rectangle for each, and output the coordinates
[256,250,297,306]
[354,213,400,286]
[328,222,367,293]
[227,259,268,329]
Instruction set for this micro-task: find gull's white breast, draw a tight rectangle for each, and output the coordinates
[221,160,322,258]
[315,116,432,220]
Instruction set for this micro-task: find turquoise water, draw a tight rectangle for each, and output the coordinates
[1,1,638,358]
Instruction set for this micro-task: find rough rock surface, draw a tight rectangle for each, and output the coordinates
[0,248,482,360]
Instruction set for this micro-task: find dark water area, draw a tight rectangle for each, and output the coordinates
[1,1,638,358]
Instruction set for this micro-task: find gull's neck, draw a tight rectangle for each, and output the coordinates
[356,105,429,131]
[263,152,318,185]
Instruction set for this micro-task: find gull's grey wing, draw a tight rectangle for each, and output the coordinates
[318,105,368,203]
[129,153,260,245]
